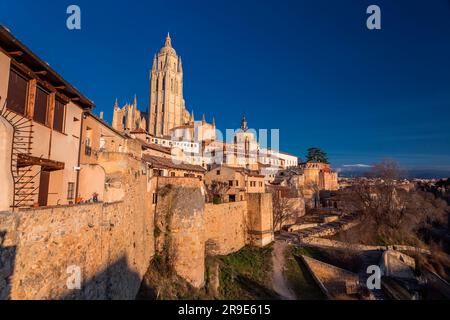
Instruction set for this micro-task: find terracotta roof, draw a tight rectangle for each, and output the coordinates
[141,142,172,155]
[210,164,264,178]
[130,128,147,134]
[143,155,205,173]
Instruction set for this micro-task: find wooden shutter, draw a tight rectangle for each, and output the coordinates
[53,99,65,132]
[6,69,28,115]
[33,86,49,125]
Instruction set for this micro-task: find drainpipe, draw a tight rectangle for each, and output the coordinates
[75,111,86,202]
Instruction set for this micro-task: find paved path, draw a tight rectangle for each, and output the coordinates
[271,241,296,300]
[276,213,359,243]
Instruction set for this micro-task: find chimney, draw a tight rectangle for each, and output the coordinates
[100,112,104,120]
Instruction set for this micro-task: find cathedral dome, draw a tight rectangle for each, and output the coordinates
[159,33,177,56]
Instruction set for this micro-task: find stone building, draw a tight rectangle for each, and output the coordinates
[205,164,265,203]
[272,161,339,209]
[111,96,147,132]
[148,33,191,137]
[143,154,206,180]
[302,161,339,192]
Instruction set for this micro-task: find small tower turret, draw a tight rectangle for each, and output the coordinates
[240,115,248,132]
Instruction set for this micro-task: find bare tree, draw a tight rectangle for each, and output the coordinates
[340,159,448,245]
[270,187,300,232]
[205,181,230,204]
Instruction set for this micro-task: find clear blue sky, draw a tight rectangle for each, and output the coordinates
[1,0,450,171]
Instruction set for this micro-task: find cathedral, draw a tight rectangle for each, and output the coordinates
[149,33,192,137]
[110,33,298,173]
[112,33,197,137]
[112,95,148,132]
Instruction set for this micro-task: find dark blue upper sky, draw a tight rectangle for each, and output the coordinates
[1,0,450,170]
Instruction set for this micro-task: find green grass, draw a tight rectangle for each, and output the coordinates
[284,246,326,300]
[217,245,279,300]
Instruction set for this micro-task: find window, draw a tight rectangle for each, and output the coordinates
[216,170,221,175]
[152,193,158,205]
[33,86,49,125]
[170,172,176,177]
[99,138,106,151]
[259,182,263,187]
[67,182,75,200]
[229,180,233,187]
[6,69,28,115]
[53,99,65,132]
[153,169,163,177]
[236,180,239,187]
[85,137,92,156]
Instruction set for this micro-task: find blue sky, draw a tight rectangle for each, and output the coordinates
[1,0,450,170]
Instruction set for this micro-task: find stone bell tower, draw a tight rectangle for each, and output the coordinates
[148,33,190,137]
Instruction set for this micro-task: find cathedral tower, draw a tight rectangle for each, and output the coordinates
[149,33,190,137]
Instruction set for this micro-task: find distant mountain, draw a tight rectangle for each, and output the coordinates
[335,166,372,178]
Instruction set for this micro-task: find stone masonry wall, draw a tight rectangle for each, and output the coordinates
[0,156,154,300]
[247,193,275,247]
[154,177,206,288]
[204,201,247,256]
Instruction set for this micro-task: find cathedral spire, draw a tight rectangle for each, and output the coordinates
[165,32,172,47]
[212,116,216,127]
[114,98,119,109]
[190,110,195,123]
[133,94,137,107]
[178,56,183,73]
[202,113,206,124]
[241,115,248,132]
[152,54,157,71]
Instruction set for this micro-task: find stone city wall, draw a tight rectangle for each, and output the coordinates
[204,201,247,256]
[0,157,154,300]
[154,177,206,288]
[246,193,275,247]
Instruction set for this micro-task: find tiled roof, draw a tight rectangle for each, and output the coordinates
[130,128,147,134]
[141,142,172,154]
[210,164,264,178]
[143,155,206,173]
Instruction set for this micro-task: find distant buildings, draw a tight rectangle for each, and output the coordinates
[0,28,337,212]
[111,34,299,183]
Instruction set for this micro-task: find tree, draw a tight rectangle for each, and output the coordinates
[269,186,300,232]
[339,159,448,245]
[205,181,230,204]
[306,147,329,164]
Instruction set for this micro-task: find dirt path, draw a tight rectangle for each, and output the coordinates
[271,241,296,300]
